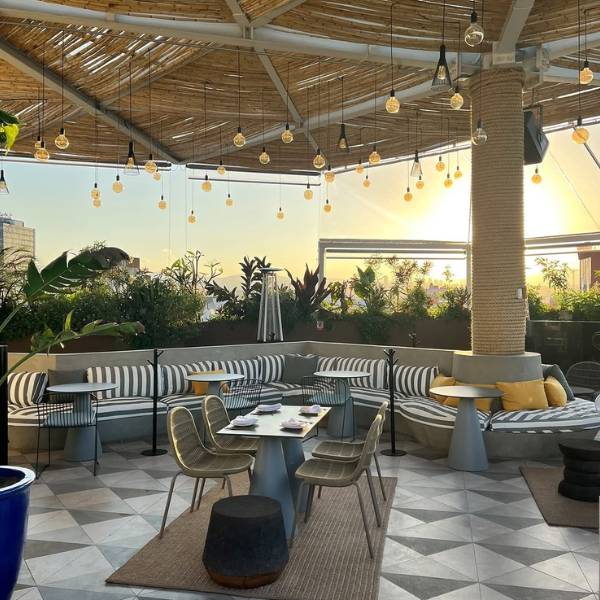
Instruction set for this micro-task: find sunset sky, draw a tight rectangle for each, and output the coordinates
[2,124,599,286]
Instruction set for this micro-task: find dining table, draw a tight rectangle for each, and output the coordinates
[218,404,330,538]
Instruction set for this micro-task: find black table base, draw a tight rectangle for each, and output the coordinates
[140,448,168,456]
[558,438,600,503]
[380,448,406,457]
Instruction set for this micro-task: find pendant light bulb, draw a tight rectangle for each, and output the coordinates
[153,171,161,181]
[337,123,349,150]
[572,117,589,144]
[531,167,542,184]
[304,183,313,200]
[125,141,138,174]
[444,173,453,188]
[323,200,332,213]
[580,61,594,85]
[158,194,167,210]
[233,126,246,148]
[368,147,381,165]
[91,182,100,201]
[450,89,464,110]
[435,156,446,172]
[432,44,452,88]
[225,193,233,207]
[385,89,400,114]
[356,162,364,174]
[464,11,485,47]
[144,154,157,174]
[217,160,226,176]
[92,196,101,208]
[313,149,326,170]
[363,174,371,188]
[34,140,49,161]
[454,165,463,179]
[112,174,123,193]
[0,169,9,194]
[404,187,413,202]
[276,207,284,220]
[416,176,425,190]
[259,147,270,165]
[188,210,196,224]
[34,136,41,150]
[281,123,294,144]
[324,167,335,183]
[201,174,212,192]
[410,151,422,178]
[472,118,488,145]
[54,127,69,150]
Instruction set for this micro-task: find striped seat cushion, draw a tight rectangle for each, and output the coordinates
[316,356,340,372]
[162,362,214,395]
[8,371,47,408]
[214,358,260,380]
[260,386,285,402]
[336,357,387,388]
[86,365,158,399]
[265,381,303,398]
[399,396,491,431]
[393,365,439,397]
[350,387,390,410]
[489,399,600,433]
[258,354,286,383]
[160,394,205,411]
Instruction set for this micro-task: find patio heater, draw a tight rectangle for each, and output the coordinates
[257,268,283,343]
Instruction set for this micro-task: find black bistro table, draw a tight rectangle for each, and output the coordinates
[558,437,600,502]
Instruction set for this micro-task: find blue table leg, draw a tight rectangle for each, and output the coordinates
[250,437,296,538]
[448,398,488,471]
[282,438,308,512]
[327,379,354,438]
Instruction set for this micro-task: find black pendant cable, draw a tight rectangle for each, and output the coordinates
[572,0,590,144]
[337,75,349,150]
[432,0,452,89]
[125,60,138,174]
[282,61,294,143]
[144,50,157,174]
[54,30,69,149]
[385,2,400,113]
[304,85,313,199]
[233,48,245,147]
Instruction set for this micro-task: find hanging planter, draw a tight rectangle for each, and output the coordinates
[0,109,21,151]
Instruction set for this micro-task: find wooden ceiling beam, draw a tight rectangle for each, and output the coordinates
[250,1,307,29]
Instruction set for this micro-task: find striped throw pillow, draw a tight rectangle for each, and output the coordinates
[162,361,214,395]
[86,365,158,400]
[336,357,387,388]
[393,364,439,397]
[214,358,260,380]
[316,356,339,372]
[8,371,48,408]
[258,354,286,383]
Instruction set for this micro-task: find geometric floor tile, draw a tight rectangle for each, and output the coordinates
[382,572,474,600]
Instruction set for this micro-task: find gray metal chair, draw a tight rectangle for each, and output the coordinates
[159,406,253,538]
[566,361,600,395]
[220,378,263,413]
[291,415,383,558]
[301,375,348,440]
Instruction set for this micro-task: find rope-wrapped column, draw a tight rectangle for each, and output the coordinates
[470,68,527,355]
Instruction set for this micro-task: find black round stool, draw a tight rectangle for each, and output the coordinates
[203,495,288,588]
[558,438,600,503]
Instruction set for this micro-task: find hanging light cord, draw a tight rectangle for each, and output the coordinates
[341,75,344,124]
[41,41,45,139]
[306,83,310,177]
[327,79,330,155]
[389,3,394,91]
[237,48,241,127]
[286,61,290,124]
[60,30,65,129]
[148,50,152,156]
[577,0,582,115]
[129,61,133,142]
[442,0,446,44]
[373,74,377,146]
[219,126,223,161]
[204,81,208,172]
[262,86,265,145]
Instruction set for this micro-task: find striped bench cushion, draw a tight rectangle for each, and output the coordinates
[258,354,286,383]
[86,365,158,399]
[393,365,439,397]
[8,371,47,408]
[316,356,340,372]
[162,362,214,395]
[399,396,491,431]
[350,387,389,409]
[214,358,260,380]
[489,399,600,433]
[160,394,205,411]
[265,382,303,398]
[336,357,387,388]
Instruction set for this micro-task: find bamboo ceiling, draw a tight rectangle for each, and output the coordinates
[0,0,598,171]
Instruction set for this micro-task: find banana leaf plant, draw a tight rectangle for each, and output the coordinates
[0,109,21,151]
[286,265,331,318]
[0,246,144,386]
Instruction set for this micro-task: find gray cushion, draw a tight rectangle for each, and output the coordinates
[542,363,576,403]
[48,369,86,387]
[282,354,318,385]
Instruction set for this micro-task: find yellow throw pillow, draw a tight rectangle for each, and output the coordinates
[190,369,226,396]
[544,376,567,407]
[443,382,497,412]
[496,379,549,412]
[429,374,456,403]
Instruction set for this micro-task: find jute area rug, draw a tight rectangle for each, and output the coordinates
[520,466,598,530]
[107,473,397,600]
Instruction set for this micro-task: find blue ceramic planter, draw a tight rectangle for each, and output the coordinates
[0,466,35,600]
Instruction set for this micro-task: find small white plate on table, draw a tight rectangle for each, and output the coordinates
[230,415,258,428]
[299,404,321,416]
[255,403,282,414]
[281,418,305,431]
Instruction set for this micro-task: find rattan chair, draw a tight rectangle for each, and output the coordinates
[203,394,259,456]
[159,406,253,538]
[220,378,263,413]
[35,391,99,478]
[301,375,348,440]
[566,361,600,394]
[311,402,388,501]
[291,414,383,558]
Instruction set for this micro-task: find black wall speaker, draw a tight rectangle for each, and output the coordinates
[524,109,549,165]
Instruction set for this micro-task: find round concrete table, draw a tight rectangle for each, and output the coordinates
[430,385,503,472]
[185,372,244,397]
[313,370,369,438]
[47,382,118,462]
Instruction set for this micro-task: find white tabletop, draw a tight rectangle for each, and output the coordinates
[430,385,503,399]
[313,370,369,379]
[185,373,245,382]
[46,382,119,393]
[218,405,330,439]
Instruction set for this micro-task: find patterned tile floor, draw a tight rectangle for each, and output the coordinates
[8,433,600,600]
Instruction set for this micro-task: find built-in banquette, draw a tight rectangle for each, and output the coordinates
[7,341,600,458]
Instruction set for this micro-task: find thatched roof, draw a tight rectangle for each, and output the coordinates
[0,0,598,172]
